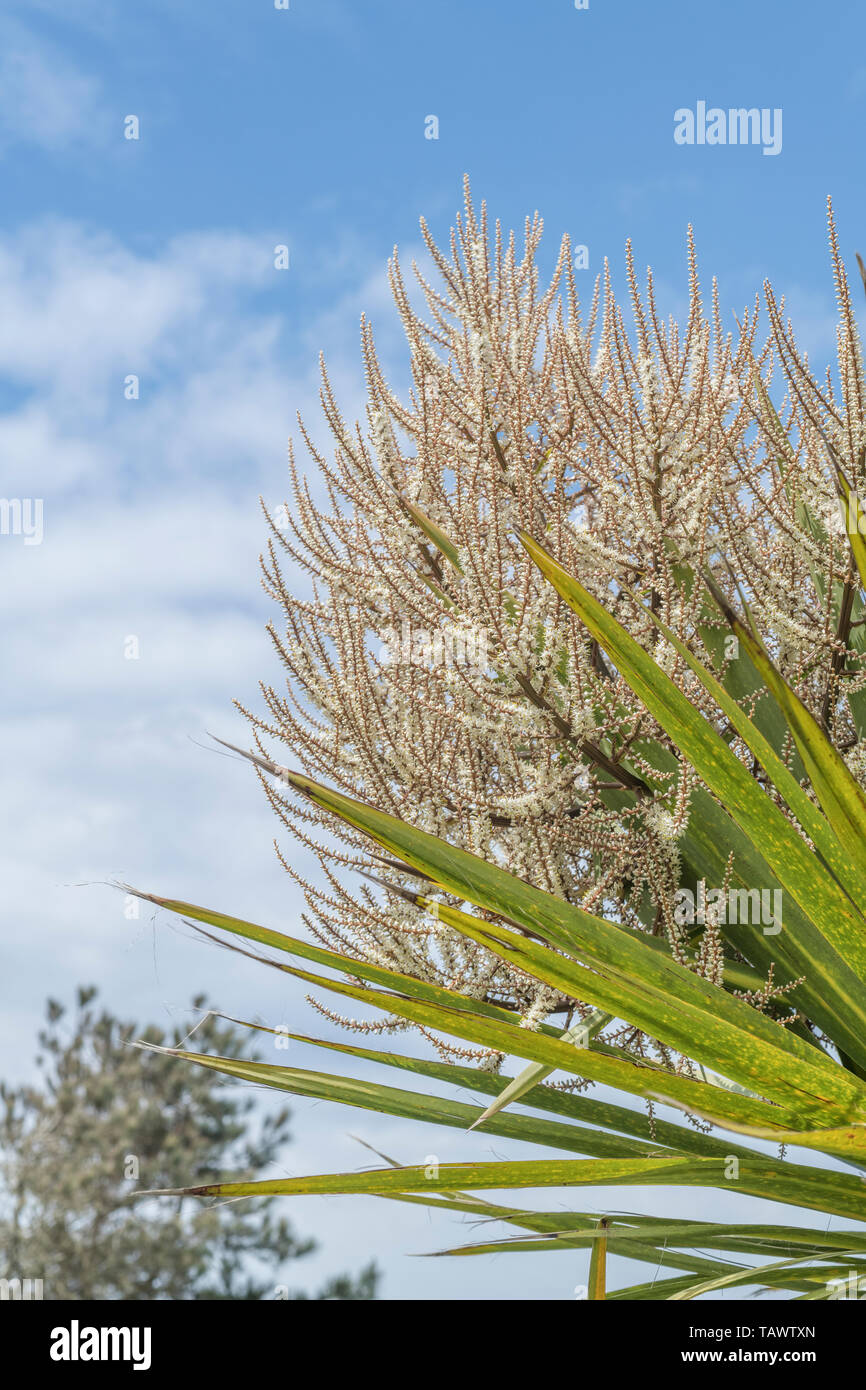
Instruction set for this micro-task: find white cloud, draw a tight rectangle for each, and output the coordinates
[0,216,373,1095]
[0,222,278,393]
[0,20,108,153]
[0,218,409,507]
[0,222,306,493]
[0,216,362,1009]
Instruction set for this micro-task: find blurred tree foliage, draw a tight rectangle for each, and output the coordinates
[0,988,378,1300]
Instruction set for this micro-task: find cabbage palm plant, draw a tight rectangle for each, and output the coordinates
[131,195,866,1298]
[134,521,866,1299]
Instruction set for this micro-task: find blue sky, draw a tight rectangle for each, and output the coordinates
[3,0,865,1300]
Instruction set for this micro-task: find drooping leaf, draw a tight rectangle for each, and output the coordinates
[138,1152,866,1223]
